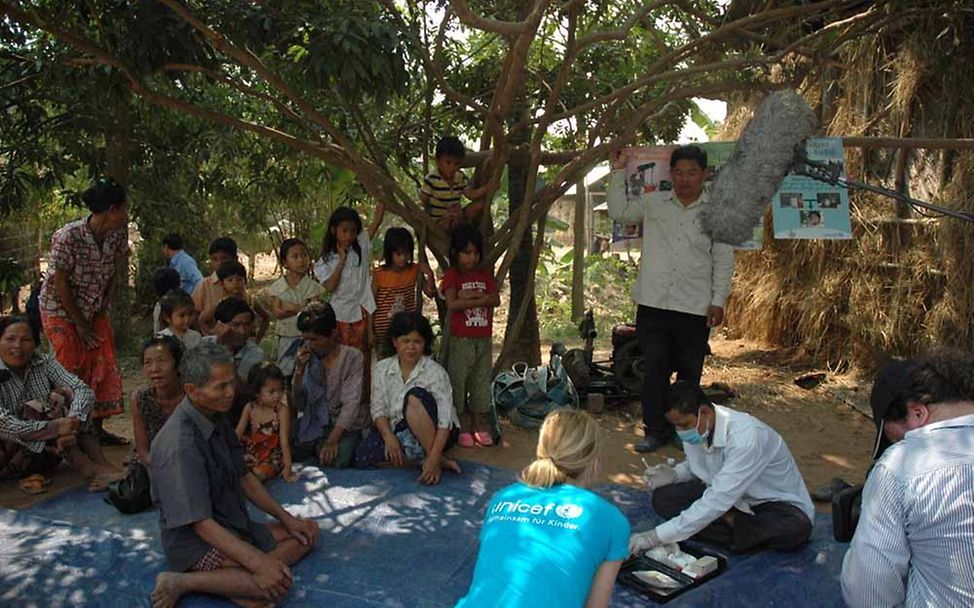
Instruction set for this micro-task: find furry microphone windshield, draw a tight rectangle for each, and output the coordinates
[700,90,816,245]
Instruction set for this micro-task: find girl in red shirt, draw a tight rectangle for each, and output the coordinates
[440,225,500,447]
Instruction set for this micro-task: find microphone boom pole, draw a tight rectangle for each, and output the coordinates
[792,146,974,224]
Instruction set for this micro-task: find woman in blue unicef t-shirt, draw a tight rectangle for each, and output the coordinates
[457,409,631,607]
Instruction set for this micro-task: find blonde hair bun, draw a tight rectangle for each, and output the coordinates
[521,409,603,489]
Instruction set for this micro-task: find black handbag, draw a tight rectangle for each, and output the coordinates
[105,462,152,514]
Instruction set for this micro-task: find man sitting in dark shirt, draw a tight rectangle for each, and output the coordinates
[149,340,318,607]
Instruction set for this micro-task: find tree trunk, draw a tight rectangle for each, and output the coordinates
[106,87,133,350]
[571,175,586,321]
[500,107,541,368]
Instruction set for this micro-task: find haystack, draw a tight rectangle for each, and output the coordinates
[725,11,974,370]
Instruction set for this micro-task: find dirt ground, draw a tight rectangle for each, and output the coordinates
[0,331,877,512]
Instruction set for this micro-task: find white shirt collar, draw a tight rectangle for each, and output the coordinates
[386,355,430,380]
[662,187,709,210]
[703,403,731,451]
[905,411,974,439]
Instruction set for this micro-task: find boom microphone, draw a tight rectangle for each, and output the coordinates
[700,90,816,245]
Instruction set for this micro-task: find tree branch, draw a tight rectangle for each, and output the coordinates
[493,215,546,372]
[378,0,488,114]
[159,62,307,129]
[575,0,672,48]
[514,0,862,131]
[153,0,447,249]
[448,0,534,36]
[153,0,352,147]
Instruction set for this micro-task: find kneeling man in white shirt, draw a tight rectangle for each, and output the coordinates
[841,351,974,608]
[630,381,814,554]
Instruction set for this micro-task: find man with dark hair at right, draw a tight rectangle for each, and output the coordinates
[607,145,735,452]
[841,350,974,607]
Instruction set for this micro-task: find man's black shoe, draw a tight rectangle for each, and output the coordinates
[812,477,852,502]
[634,435,672,453]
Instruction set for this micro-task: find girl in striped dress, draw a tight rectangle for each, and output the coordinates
[371,227,436,359]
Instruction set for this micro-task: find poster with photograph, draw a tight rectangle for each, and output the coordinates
[613,145,676,243]
[616,143,763,250]
[771,137,852,239]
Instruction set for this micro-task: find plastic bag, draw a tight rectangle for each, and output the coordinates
[105,462,152,514]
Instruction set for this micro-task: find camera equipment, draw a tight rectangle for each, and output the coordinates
[832,484,864,542]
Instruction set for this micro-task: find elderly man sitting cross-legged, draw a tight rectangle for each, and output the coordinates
[150,340,318,608]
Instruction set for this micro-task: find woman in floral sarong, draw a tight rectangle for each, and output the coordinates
[39,177,130,446]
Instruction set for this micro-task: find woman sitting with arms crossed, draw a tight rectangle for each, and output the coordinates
[0,315,118,491]
[457,409,630,607]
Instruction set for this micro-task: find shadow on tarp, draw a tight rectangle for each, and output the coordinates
[6,461,847,607]
[0,508,163,607]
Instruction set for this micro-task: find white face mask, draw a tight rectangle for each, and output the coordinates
[676,409,710,445]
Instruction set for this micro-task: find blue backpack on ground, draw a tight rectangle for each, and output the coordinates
[492,351,578,429]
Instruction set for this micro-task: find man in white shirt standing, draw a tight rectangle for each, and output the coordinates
[629,381,814,554]
[607,146,735,452]
[841,350,974,608]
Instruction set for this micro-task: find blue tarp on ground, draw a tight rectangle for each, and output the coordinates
[0,462,847,607]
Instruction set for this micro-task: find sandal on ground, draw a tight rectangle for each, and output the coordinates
[18,476,48,495]
[457,432,475,448]
[98,431,130,446]
[22,473,52,487]
[473,431,494,447]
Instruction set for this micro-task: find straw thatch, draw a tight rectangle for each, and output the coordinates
[725,7,974,371]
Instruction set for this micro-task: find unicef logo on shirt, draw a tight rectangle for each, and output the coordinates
[555,504,584,519]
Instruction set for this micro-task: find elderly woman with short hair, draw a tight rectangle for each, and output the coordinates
[0,315,118,491]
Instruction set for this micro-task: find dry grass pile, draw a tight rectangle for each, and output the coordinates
[725,10,974,371]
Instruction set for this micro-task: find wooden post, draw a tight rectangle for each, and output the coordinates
[571,175,586,321]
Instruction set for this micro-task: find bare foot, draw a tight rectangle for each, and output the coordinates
[67,451,100,478]
[442,457,462,475]
[151,572,185,608]
[88,472,123,493]
[90,462,121,477]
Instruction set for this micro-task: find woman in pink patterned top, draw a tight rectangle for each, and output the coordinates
[39,177,130,446]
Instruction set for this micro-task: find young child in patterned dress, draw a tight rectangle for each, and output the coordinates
[371,227,436,359]
[235,363,294,482]
[267,238,323,383]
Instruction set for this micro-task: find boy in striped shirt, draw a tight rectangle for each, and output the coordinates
[420,136,496,231]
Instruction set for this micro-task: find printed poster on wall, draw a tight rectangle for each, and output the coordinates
[617,143,763,250]
[771,137,852,240]
[612,145,674,244]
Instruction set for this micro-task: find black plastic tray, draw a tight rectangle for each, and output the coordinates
[617,544,728,604]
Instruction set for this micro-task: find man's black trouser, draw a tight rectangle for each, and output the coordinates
[636,305,710,439]
[653,480,812,553]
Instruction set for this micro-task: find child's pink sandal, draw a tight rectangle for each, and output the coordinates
[458,432,475,448]
[473,431,494,447]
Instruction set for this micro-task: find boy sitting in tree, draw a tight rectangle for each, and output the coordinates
[421,136,498,231]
